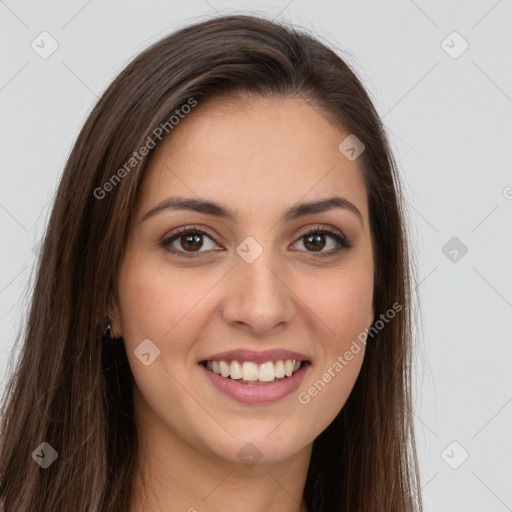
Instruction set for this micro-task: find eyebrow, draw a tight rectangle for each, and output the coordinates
[141,195,363,226]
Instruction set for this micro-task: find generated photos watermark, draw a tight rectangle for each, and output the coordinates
[93,97,197,200]
[297,301,402,404]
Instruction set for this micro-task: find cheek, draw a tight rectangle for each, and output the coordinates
[299,263,373,347]
[116,257,212,409]
[292,258,372,424]
[117,255,216,343]
[293,272,371,436]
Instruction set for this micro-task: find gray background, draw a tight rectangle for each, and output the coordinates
[1,1,511,510]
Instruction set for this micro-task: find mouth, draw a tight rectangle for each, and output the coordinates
[200,358,309,385]
[198,349,311,404]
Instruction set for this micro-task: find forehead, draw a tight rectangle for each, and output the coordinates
[138,96,368,224]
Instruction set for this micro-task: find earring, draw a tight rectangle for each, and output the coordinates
[105,315,114,339]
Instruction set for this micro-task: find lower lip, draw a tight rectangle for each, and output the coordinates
[199,363,309,405]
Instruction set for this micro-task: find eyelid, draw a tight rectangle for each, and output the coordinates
[295,224,347,240]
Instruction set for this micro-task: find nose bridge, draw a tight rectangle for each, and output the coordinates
[221,236,295,332]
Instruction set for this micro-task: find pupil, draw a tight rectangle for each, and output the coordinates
[305,234,325,251]
[182,234,202,251]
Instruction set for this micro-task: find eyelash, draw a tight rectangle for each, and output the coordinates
[159,224,353,259]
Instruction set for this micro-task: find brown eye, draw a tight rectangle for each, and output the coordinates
[303,233,327,252]
[179,233,204,252]
[160,227,218,257]
[160,225,352,259]
[293,227,353,256]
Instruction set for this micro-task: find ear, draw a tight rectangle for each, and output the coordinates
[107,293,123,339]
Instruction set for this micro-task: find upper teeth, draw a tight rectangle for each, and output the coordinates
[205,359,302,381]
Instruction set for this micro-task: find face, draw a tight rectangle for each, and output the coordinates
[111,95,374,466]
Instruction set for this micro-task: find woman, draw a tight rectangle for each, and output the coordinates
[0,14,423,511]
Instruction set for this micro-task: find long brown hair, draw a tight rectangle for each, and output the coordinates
[0,14,423,511]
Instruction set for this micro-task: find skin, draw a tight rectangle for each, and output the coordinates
[110,95,375,512]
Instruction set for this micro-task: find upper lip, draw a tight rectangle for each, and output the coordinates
[200,349,310,365]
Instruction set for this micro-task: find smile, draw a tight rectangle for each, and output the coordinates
[203,359,304,384]
[199,359,310,405]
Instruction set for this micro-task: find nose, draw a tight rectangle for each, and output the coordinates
[221,245,296,335]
